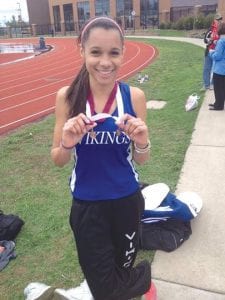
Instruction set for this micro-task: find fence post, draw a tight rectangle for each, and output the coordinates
[6,26,12,38]
[61,21,66,36]
[31,24,37,36]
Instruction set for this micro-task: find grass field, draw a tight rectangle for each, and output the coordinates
[0,37,205,299]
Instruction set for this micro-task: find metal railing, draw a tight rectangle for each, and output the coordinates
[0,16,159,39]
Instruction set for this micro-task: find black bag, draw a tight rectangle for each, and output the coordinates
[204,29,212,44]
[204,29,213,56]
[139,218,192,252]
[0,210,24,241]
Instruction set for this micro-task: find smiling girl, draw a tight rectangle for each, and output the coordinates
[51,16,156,300]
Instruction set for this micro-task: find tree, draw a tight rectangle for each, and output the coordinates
[6,15,28,27]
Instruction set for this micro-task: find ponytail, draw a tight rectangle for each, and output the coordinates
[66,64,90,118]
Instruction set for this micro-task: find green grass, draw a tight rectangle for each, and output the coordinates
[126,28,205,38]
[0,38,205,299]
[133,28,189,37]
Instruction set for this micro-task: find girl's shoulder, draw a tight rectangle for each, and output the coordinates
[118,81,145,99]
[130,85,145,99]
[56,85,70,99]
[55,86,70,107]
[118,82,146,117]
[55,86,70,117]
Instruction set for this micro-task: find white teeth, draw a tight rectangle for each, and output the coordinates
[98,70,112,74]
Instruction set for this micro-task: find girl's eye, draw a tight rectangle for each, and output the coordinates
[91,50,101,56]
[111,50,120,56]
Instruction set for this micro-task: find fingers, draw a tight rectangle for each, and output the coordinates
[116,113,133,126]
[64,113,96,135]
[116,114,148,141]
[129,123,148,140]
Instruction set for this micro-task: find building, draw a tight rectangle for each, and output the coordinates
[26,0,51,26]
[162,0,224,23]
[26,0,51,35]
[26,0,224,35]
[169,0,218,22]
[47,0,159,33]
[218,0,225,20]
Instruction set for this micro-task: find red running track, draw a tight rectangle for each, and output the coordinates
[0,37,157,135]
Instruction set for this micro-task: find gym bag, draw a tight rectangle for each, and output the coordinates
[0,210,24,241]
[139,218,192,252]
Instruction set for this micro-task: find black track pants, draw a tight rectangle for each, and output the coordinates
[70,190,151,300]
[213,73,225,109]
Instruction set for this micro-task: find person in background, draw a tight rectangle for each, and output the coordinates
[50,16,157,300]
[209,22,225,110]
[201,13,223,91]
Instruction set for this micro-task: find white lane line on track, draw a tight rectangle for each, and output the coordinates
[0,106,55,129]
[0,42,147,102]
[0,54,36,66]
[0,92,56,113]
[0,41,136,90]
[0,50,81,83]
[0,56,83,89]
[0,43,156,131]
[0,45,80,80]
[119,44,155,79]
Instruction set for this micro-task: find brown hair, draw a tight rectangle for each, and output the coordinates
[218,22,225,35]
[66,17,124,118]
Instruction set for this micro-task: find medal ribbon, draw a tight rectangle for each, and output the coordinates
[87,82,118,122]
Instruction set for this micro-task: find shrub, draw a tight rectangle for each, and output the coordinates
[194,13,205,29]
[159,13,216,31]
[159,22,172,30]
[183,16,194,30]
[203,13,214,29]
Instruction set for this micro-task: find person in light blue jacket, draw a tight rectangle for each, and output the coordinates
[209,22,225,110]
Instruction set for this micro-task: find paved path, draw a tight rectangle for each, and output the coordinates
[129,36,225,299]
[153,89,225,300]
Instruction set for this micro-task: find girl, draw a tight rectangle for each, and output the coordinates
[51,16,156,300]
[209,22,225,110]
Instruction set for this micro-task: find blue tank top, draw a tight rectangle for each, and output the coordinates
[70,81,139,200]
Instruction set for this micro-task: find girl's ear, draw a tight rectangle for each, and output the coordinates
[122,45,126,55]
[79,44,84,57]
[121,45,125,59]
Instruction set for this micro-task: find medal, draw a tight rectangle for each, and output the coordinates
[116,129,121,136]
[90,129,96,139]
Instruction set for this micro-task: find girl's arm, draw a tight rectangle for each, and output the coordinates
[51,86,73,167]
[130,86,150,165]
[116,86,150,165]
[51,87,97,167]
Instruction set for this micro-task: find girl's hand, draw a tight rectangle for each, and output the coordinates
[116,113,149,145]
[61,113,97,148]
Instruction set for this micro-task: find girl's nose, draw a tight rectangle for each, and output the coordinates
[99,55,111,66]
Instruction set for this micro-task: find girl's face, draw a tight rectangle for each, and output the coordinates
[80,27,124,86]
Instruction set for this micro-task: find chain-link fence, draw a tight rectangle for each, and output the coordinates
[0,15,160,39]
